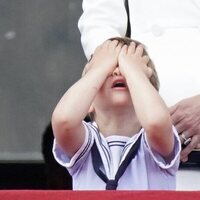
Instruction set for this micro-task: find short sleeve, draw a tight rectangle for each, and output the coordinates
[52,121,94,175]
[143,126,181,171]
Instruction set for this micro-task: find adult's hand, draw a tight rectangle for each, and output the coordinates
[170,95,200,162]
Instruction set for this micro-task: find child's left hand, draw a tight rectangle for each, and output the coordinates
[118,42,152,78]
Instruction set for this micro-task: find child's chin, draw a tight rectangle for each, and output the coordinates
[111,97,132,106]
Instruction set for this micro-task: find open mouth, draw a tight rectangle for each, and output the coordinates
[112,82,126,88]
[112,77,127,89]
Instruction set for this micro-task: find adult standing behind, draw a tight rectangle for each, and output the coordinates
[78,0,200,163]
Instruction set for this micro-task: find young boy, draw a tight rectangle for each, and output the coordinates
[52,38,181,190]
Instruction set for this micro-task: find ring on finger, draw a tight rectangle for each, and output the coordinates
[184,137,192,146]
[180,133,192,146]
[180,133,187,142]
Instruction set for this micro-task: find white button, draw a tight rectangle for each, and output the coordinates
[151,25,164,37]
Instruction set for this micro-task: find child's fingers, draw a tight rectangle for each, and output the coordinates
[97,40,113,52]
[94,40,109,55]
[142,55,150,64]
[109,40,119,49]
[120,45,128,55]
[147,67,153,78]
[135,44,144,56]
[127,42,136,54]
[115,41,123,52]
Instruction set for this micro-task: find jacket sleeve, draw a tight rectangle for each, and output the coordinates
[78,0,127,60]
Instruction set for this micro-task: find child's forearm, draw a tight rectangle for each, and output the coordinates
[126,68,170,127]
[52,66,108,128]
[51,66,109,157]
[125,67,174,158]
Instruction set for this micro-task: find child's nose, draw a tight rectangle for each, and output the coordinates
[112,67,121,76]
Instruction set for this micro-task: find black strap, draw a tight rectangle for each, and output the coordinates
[91,134,142,190]
[91,142,109,184]
[125,0,131,37]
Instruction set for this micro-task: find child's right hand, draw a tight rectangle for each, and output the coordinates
[87,40,122,75]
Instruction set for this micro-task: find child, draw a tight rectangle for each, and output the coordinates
[52,37,181,190]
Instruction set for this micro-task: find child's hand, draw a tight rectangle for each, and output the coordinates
[118,42,152,78]
[87,40,122,75]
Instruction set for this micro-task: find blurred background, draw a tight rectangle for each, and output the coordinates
[0,0,85,189]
